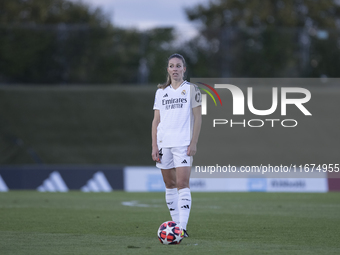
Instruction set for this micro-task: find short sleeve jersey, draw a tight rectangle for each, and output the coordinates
[153,81,201,148]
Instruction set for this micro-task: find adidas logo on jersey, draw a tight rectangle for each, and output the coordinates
[37,171,69,192]
[181,159,188,164]
[163,93,168,97]
[81,171,112,192]
[0,174,9,192]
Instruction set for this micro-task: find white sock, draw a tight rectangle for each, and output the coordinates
[178,188,191,230]
[165,188,179,223]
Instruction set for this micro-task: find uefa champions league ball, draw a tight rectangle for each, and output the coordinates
[157,221,184,245]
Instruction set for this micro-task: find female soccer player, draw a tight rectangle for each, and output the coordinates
[151,53,202,237]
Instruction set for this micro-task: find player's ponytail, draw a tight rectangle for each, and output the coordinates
[157,73,172,89]
[158,53,186,89]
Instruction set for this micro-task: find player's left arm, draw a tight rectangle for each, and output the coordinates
[187,106,202,156]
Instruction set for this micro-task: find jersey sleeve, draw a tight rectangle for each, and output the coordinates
[190,83,202,108]
[153,89,160,110]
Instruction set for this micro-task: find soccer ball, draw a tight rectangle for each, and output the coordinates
[157,221,183,245]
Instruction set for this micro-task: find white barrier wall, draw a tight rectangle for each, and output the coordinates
[124,166,328,193]
[0,165,330,192]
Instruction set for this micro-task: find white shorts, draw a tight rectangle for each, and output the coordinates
[156,146,193,169]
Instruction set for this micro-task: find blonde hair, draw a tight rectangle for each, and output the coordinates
[157,53,186,89]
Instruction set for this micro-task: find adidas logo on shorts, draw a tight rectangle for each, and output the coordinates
[181,159,187,164]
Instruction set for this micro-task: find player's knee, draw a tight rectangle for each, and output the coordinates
[164,179,176,189]
[176,180,189,190]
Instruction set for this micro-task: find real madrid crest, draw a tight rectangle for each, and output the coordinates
[181,90,186,96]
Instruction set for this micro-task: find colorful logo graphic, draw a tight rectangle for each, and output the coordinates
[197,82,222,106]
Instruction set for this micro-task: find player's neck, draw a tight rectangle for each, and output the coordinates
[171,79,184,90]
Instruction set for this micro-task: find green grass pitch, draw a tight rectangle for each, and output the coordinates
[1,191,339,255]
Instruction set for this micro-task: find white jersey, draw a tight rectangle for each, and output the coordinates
[153,80,201,148]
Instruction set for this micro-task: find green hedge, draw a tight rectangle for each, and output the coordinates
[0,85,156,165]
[1,85,339,166]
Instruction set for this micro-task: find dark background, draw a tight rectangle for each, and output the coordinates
[0,0,339,166]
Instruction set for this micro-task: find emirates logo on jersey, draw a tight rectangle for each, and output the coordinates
[162,98,187,105]
[162,97,188,110]
[181,90,186,95]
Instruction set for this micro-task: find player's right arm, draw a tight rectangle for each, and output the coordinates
[151,109,161,162]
